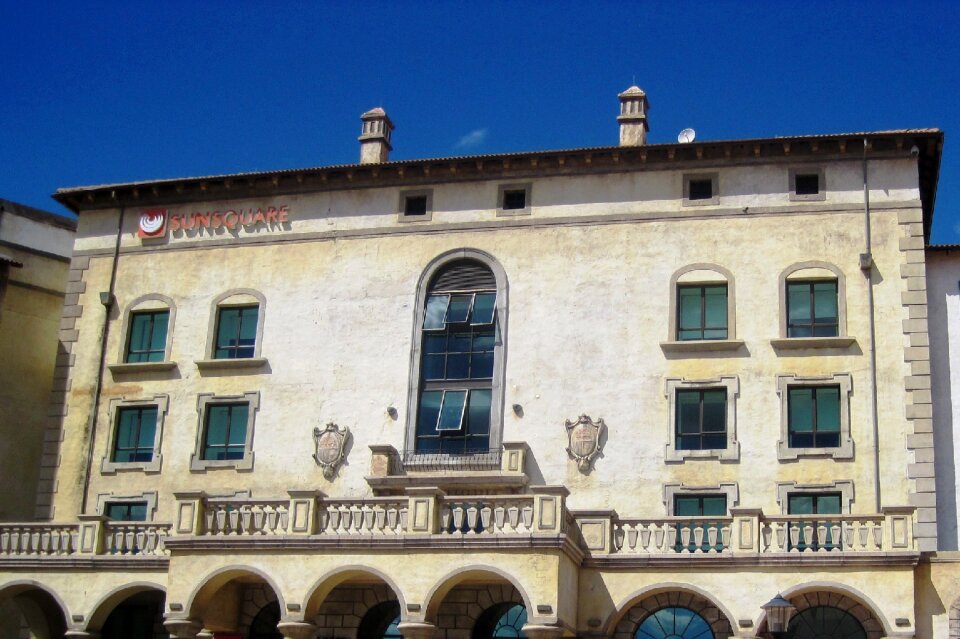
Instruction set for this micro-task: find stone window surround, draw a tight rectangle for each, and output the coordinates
[95,490,159,521]
[788,166,826,202]
[663,482,740,515]
[682,172,720,206]
[776,480,854,514]
[197,288,268,368]
[776,261,848,339]
[496,182,532,217]
[190,391,260,472]
[398,188,434,223]
[100,394,169,474]
[404,248,509,456]
[776,372,854,460]
[665,263,739,345]
[664,375,740,462]
[109,293,177,372]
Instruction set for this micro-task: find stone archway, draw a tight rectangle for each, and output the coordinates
[613,590,733,639]
[0,582,68,639]
[758,591,884,639]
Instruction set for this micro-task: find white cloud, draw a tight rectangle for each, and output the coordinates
[456,128,488,149]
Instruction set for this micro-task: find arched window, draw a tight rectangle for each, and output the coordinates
[248,601,282,639]
[473,603,527,638]
[358,601,402,639]
[408,252,507,456]
[788,606,867,639]
[635,607,715,639]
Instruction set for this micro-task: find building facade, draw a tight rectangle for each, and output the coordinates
[0,89,954,638]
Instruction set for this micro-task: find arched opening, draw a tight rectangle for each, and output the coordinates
[634,607,715,639]
[248,601,281,639]
[188,568,284,638]
[0,584,68,639]
[426,570,529,639]
[473,602,528,638]
[612,590,733,639]
[757,591,884,639]
[303,570,403,639]
[100,590,166,639]
[357,601,402,639]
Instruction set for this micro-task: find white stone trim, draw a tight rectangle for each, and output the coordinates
[190,391,260,471]
[776,373,853,460]
[776,480,854,514]
[100,395,169,474]
[664,376,740,462]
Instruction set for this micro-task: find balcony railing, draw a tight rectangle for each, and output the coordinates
[0,519,170,558]
[613,518,733,554]
[0,523,80,556]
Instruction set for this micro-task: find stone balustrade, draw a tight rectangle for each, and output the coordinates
[613,518,733,554]
[317,498,408,535]
[0,523,80,556]
[439,496,536,535]
[202,499,290,536]
[103,522,172,556]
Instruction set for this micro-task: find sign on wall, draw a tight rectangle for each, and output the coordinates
[137,205,291,241]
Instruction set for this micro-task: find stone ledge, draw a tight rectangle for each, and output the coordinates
[770,337,857,350]
[583,551,920,569]
[659,340,745,353]
[108,361,178,374]
[195,357,269,372]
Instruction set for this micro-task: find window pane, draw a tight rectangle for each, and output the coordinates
[127,502,148,521]
[137,408,158,448]
[466,389,492,436]
[449,333,471,353]
[703,286,727,330]
[789,389,814,432]
[701,391,726,433]
[149,312,169,352]
[238,306,259,344]
[471,352,494,379]
[205,406,229,447]
[423,354,446,380]
[417,391,442,435]
[816,494,842,514]
[473,332,495,351]
[445,295,473,324]
[424,334,447,354]
[128,314,150,353]
[813,281,838,322]
[446,354,470,379]
[116,410,138,449]
[676,392,700,434]
[788,495,814,515]
[701,496,727,516]
[228,405,249,445]
[471,293,496,325]
[424,295,450,330]
[678,287,702,331]
[816,387,841,432]
[703,328,727,340]
[674,496,701,516]
[437,391,467,431]
[787,283,811,322]
[216,309,240,348]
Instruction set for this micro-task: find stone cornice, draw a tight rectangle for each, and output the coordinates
[0,556,169,570]
[582,550,920,569]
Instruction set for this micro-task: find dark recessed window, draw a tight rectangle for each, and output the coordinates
[795,173,820,196]
[404,195,428,216]
[125,310,169,363]
[688,178,714,201]
[112,406,158,463]
[202,403,249,460]
[105,501,148,522]
[787,493,842,551]
[673,494,727,553]
[676,389,727,450]
[214,305,258,359]
[786,280,838,337]
[788,386,841,448]
[677,284,728,340]
[502,189,527,210]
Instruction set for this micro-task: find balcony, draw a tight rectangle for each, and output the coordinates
[0,517,171,562]
[366,442,530,493]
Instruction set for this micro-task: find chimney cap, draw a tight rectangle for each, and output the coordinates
[619,85,646,98]
[362,107,388,119]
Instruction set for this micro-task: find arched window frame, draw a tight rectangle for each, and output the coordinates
[774,261,856,349]
[662,264,742,353]
[110,293,177,372]
[197,288,268,370]
[405,249,509,457]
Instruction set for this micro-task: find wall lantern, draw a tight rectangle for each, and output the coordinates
[761,593,796,639]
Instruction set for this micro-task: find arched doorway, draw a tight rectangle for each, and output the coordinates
[612,590,733,639]
[0,583,68,639]
[188,568,284,638]
[100,589,166,639]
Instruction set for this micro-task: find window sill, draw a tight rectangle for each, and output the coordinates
[189,453,255,472]
[195,357,268,371]
[108,361,178,374]
[101,456,163,474]
[660,339,745,353]
[770,337,856,350]
[665,443,740,463]
[777,441,854,461]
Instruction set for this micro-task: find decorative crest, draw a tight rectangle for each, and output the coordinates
[565,414,605,472]
[313,422,350,479]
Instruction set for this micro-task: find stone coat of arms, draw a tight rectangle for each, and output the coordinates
[313,422,350,479]
[565,414,605,472]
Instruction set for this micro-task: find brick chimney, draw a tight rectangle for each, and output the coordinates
[358,107,394,164]
[618,86,649,146]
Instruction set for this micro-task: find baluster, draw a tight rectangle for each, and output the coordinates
[1,529,9,554]
[40,531,51,554]
[30,531,41,555]
[374,507,386,532]
[707,525,718,553]
[350,507,362,532]
[829,523,841,551]
[399,507,409,531]
[466,505,479,533]
[507,506,520,530]
[858,523,869,549]
[693,525,705,553]
[680,526,692,553]
[789,523,800,552]
[480,506,492,533]
[215,506,226,534]
[614,525,625,551]
[494,506,506,531]
[640,526,651,552]
[653,525,665,552]
[363,508,374,532]
[871,521,883,549]
[253,507,266,533]
[627,526,639,551]
[205,507,216,534]
[522,504,534,530]
[227,508,240,534]
[440,506,452,533]
[385,507,397,533]
[720,524,731,552]
[239,507,252,534]
[816,523,827,552]
[453,505,465,532]
[329,507,341,532]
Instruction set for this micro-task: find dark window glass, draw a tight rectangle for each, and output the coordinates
[676,389,727,450]
[214,305,258,359]
[112,406,157,463]
[634,607,715,639]
[105,501,148,521]
[473,603,528,639]
[786,280,838,337]
[502,189,527,210]
[788,386,841,448]
[688,178,714,201]
[795,173,820,196]
[404,195,428,216]
[787,606,866,639]
[249,602,283,639]
[677,284,728,340]
[125,310,168,363]
[202,403,248,460]
[673,495,727,553]
[358,602,402,639]
[787,493,842,551]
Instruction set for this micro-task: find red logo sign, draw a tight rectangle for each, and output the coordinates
[138,208,167,238]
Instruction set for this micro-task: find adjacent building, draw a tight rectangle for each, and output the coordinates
[0,89,955,638]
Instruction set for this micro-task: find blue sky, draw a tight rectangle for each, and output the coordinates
[2,1,958,242]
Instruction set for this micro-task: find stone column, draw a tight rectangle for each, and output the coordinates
[277,621,318,639]
[396,621,437,639]
[520,624,564,639]
[163,618,203,639]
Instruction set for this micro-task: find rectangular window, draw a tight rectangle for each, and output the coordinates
[416,388,492,454]
[214,305,259,359]
[677,284,728,341]
[794,173,820,196]
[688,178,714,200]
[112,406,158,463]
[202,403,249,460]
[673,495,727,553]
[502,189,527,210]
[125,311,169,363]
[787,492,841,551]
[423,293,496,331]
[105,501,148,522]
[404,195,428,216]
[676,389,727,450]
[788,386,841,448]
[786,280,838,337]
